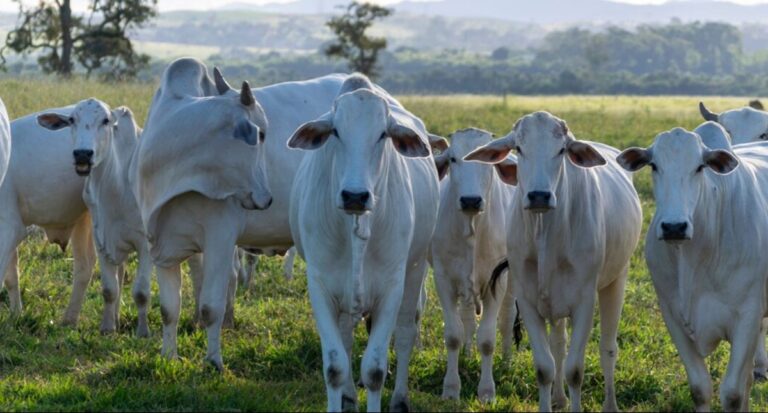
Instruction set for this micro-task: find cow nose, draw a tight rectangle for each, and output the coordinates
[661,222,689,241]
[341,190,371,213]
[73,149,93,163]
[526,191,553,211]
[459,196,484,213]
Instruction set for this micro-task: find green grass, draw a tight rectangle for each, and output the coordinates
[0,78,764,411]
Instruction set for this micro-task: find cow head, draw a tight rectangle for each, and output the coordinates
[465,111,604,213]
[617,127,739,242]
[288,87,429,215]
[699,101,768,145]
[38,98,122,176]
[212,68,272,210]
[434,128,516,215]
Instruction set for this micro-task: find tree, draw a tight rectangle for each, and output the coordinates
[1,0,157,79]
[324,1,392,78]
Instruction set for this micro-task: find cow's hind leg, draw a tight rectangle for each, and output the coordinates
[754,319,768,381]
[62,214,96,326]
[133,245,153,337]
[720,314,761,412]
[598,273,628,412]
[477,273,506,403]
[98,250,121,334]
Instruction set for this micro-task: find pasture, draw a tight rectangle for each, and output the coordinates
[0,77,762,411]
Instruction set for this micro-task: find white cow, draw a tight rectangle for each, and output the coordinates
[430,127,518,403]
[288,74,441,412]
[700,102,768,381]
[36,101,153,336]
[0,106,96,324]
[617,123,768,412]
[466,111,642,412]
[699,101,768,145]
[0,98,11,187]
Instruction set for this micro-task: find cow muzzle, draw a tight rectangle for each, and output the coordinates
[341,189,371,215]
[459,196,484,215]
[73,149,94,176]
[239,191,273,211]
[525,191,554,213]
[660,221,691,242]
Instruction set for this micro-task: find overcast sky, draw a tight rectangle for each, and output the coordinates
[3,0,768,13]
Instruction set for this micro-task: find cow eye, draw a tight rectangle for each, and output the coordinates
[649,162,658,172]
[332,128,339,138]
[696,164,705,173]
[102,118,110,126]
[761,132,768,140]
[450,157,456,163]
[379,132,387,141]
[68,117,75,124]
[259,130,266,143]
[515,146,523,155]
[558,147,565,155]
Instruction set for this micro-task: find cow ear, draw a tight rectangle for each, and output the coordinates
[616,147,651,172]
[428,133,449,153]
[288,116,334,150]
[464,136,514,164]
[494,157,518,186]
[233,118,259,146]
[38,113,72,130]
[704,149,739,174]
[434,151,450,180]
[567,140,606,168]
[387,120,430,158]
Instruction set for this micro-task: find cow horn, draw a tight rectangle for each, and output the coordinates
[699,102,719,122]
[213,67,233,95]
[240,81,254,106]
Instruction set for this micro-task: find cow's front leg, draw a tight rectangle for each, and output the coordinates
[98,251,121,334]
[200,239,238,371]
[518,295,556,412]
[565,293,597,412]
[308,274,349,412]
[157,263,182,359]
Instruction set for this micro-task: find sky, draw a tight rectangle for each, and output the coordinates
[2,0,768,13]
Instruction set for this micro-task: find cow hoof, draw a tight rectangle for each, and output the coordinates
[552,394,568,410]
[602,401,619,412]
[61,318,78,328]
[389,395,410,413]
[206,355,224,372]
[755,369,768,382]
[441,383,460,400]
[478,385,495,404]
[136,324,150,338]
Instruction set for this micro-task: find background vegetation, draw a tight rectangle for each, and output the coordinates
[0,78,765,411]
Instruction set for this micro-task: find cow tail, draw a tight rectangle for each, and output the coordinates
[489,258,509,298]
[513,300,523,349]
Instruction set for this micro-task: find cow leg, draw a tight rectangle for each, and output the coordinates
[720,314,761,412]
[222,249,237,329]
[434,267,463,400]
[753,318,768,381]
[390,259,428,413]
[308,274,348,412]
[598,274,627,412]
[283,247,296,281]
[62,213,96,326]
[200,236,239,371]
[187,253,204,325]
[460,299,476,354]
[3,249,21,314]
[98,251,121,334]
[339,312,359,412]
[157,263,182,359]
[133,245,153,337]
[363,280,403,413]
[499,281,518,360]
[518,297,556,412]
[565,295,597,412]
[477,276,506,403]
[658,299,712,411]
[550,318,568,410]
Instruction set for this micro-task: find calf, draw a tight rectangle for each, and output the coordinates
[617,124,768,411]
[431,127,518,402]
[466,111,642,411]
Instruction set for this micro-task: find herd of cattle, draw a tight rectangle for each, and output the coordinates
[1,57,768,412]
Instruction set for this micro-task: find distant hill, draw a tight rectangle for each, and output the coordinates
[224,0,768,24]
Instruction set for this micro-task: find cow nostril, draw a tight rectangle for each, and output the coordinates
[527,191,552,202]
[73,149,94,160]
[341,190,371,208]
[459,196,483,210]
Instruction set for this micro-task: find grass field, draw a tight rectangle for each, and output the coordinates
[0,78,764,411]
